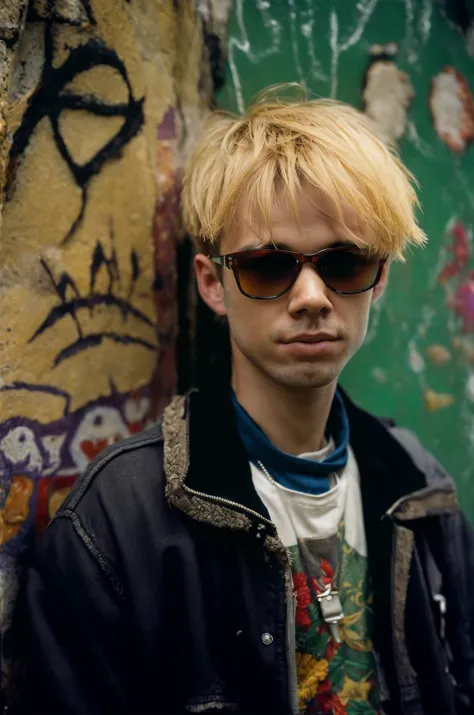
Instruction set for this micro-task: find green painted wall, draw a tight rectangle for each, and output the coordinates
[216,0,474,521]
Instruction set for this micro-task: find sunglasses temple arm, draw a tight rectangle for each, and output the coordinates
[209,256,229,269]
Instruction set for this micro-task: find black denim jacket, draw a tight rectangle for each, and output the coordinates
[14,384,474,714]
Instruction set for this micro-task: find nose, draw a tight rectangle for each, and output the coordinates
[287,263,333,317]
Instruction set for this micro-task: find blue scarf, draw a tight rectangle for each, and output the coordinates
[232,389,349,495]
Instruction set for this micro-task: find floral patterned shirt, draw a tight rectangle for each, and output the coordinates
[251,444,379,715]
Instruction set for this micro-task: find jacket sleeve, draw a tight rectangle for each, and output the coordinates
[457,511,474,687]
[390,425,474,706]
[19,513,134,714]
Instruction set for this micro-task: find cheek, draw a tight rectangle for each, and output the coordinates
[228,296,264,330]
[333,292,370,323]
[224,285,274,342]
[342,295,372,340]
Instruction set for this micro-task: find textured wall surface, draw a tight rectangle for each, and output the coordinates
[217,0,474,521]
[0,0,231,688]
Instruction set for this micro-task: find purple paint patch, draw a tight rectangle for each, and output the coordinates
[157,107,177,140]
[439,220,474,337]
[454,278,474,333]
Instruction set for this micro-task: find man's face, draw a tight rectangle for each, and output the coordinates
[195,185,387,391]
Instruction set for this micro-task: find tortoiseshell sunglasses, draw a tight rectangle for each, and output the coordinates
[210,246,387,299]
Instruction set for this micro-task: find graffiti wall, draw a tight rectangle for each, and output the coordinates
[0,0,231,688]
[217,0,474,521]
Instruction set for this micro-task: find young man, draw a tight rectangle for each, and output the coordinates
[20,92,474,715]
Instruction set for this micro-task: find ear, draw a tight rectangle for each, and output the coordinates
[195,254,227,316]
[372,259,389,302]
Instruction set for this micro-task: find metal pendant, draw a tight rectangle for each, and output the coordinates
[317,585,344,644]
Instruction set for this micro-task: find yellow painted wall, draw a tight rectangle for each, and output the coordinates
[0,0,231,690]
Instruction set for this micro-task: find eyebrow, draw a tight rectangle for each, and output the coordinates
[238,239,355,252]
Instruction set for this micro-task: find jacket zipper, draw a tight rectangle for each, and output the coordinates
[284,568,300,714]
[182,484,275,524]
[181,481,299,714]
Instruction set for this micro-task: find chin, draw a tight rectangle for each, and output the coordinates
[268,363,342,389]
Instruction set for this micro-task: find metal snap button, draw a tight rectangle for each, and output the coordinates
[261,632,274,646]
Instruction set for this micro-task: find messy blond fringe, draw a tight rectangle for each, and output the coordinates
[182,85,426,260]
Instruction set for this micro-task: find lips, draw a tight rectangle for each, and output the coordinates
[279,332,341,358]
[283,333,339,344]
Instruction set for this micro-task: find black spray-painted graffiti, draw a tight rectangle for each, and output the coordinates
[6,10,145,244]
[29,236,157,367]
[31,0,97,26]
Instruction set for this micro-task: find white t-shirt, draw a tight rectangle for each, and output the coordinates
[251,444,379,714]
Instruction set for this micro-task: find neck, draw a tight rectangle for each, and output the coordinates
[231,357,337,456]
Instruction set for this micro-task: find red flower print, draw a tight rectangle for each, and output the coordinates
[293,572,311,607]
[310,564,332,597]
[317,621,326,636]
[293,572,311,628]
[316,683,347,715]
[325,638,341,661]
[320,557,334,587]
[296,607,311,628]
[315,680,332,713]
[331,694,347,715]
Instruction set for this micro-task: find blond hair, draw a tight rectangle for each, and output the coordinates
[182,85,426,259]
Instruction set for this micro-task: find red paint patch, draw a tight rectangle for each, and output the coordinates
[430,67,474,153]
[454,276,474,333]
[80,434,121,460]
[439,221,470,284]
[80,438,109,460]
[127,421,145,434]
[35,475,78,537]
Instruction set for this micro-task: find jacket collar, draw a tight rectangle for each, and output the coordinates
[162,376,456,526]
[162,383,284,556]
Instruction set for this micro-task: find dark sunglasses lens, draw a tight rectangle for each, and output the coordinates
[319,249,382,293]
[234,251,298,298]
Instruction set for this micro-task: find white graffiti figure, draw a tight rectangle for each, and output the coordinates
[123,393,151,433]
[41,434,67,476]
[70,406,129,471]
[0,426,43,475]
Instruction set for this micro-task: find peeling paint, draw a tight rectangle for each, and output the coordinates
[371,367,387,384]
[426,344,451,367]
[465,373,474,402]
[430,67,474,153]
[424,388,455,412]
[363,43,413,144]
[453,336,474,364]
[408,340,425,374]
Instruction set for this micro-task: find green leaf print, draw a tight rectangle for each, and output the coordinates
[291,521,379,713]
